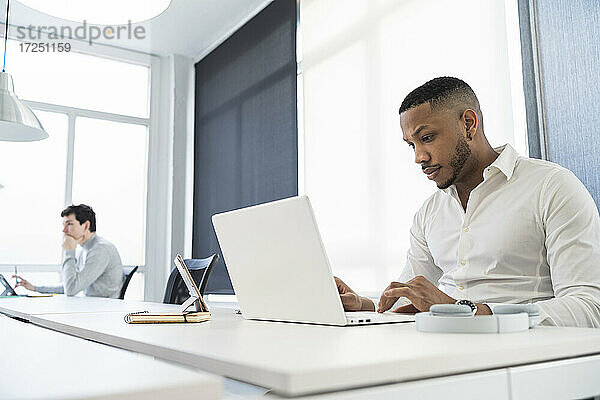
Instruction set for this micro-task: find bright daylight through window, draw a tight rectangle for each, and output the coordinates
[0,40,150,282]
[300,0,528,294]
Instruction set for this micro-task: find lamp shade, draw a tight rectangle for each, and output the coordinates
[0,72,48,142]
[17,0,172,25]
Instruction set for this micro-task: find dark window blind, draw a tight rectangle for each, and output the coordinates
[193,0,297,294]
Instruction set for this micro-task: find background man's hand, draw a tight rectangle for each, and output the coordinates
[62,234,81,251]
[379,275,456,313]
[12,275,35,291]
[334,276,375,311]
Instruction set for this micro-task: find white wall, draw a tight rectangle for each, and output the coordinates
[170,55,196,271]
[145,54,196,302]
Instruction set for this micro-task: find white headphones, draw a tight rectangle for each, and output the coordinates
[416,304,542,333]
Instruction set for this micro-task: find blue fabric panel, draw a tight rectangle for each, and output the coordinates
[535,0,600,209]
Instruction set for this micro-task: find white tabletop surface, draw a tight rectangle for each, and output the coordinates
[0,295,180,320]
[0,314,222,400]
[29,304,600,397]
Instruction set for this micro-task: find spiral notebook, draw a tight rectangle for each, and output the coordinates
[124,255,210,324]
[124,311,210,324]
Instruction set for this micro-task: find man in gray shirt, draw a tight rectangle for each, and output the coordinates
[14,204,124,298]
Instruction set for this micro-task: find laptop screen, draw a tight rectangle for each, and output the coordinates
[0,274,17,296]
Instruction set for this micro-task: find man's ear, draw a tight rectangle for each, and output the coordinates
[83,220,90,232]
[462,109,478,140]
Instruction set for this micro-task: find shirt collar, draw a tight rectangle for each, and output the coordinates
[487,143,518,181]
[82,233,97,251]
[441,143,519,195]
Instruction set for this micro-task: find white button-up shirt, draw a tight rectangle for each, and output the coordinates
[398,144,600,327]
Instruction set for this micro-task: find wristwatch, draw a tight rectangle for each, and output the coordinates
[455,299,477,315]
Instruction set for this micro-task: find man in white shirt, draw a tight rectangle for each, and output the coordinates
[335,76,600,327]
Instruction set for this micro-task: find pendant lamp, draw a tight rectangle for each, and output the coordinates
[17,0,172,25]
[0,0,47,142]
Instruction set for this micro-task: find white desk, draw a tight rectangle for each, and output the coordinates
[27,304,600,397]
[0,295,179,321]
[0,314,222,399]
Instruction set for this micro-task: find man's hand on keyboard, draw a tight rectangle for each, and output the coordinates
[334,277,375,312]
[378,276,455,313]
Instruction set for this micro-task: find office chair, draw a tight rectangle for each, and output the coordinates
[118,266,139,300]
[163,254,218,304]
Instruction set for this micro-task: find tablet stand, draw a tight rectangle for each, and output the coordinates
[180,295,203,313]
[173,253,209,314]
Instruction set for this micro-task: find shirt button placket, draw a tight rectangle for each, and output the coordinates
[459,220,469,268]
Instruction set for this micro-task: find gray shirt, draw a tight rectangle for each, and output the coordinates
[36,234,123,298]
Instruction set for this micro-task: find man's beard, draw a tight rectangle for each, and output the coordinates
[438,135,472,189]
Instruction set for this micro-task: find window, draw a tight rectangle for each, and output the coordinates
[300,0,528,294]
[72,118,148,266]
[0,40,150,299]
[8,41,149,117]
[0,111,68,265]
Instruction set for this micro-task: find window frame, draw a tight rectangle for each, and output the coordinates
[0,36,160,295]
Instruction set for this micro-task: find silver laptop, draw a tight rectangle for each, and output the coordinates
[212,195,414,326]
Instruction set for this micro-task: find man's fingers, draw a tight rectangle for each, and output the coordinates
[12,275,25,287]
[334,277,343,293]
[392,303,420,314]
[334,277,355,295]
[340,293,360,311]
[377,282,408,312]
[383,287,411,298]
[377,287,414,312]
[377,291,400,312]
[388,282,411,289]
[340,293,354,303]
[377,298,396,313]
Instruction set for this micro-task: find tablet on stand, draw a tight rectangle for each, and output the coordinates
[174,254,209,314]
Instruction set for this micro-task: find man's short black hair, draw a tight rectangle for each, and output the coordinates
[399,76,481,117]
[61,204,96,232]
